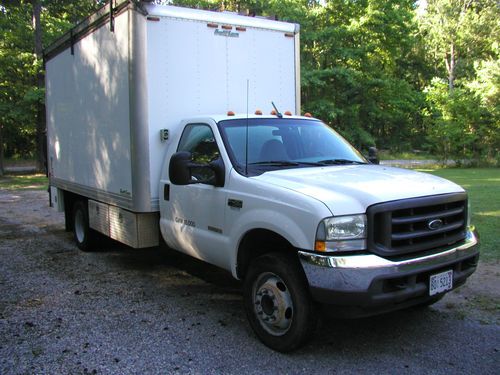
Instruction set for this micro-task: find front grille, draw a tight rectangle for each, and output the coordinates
[367,193,467,257]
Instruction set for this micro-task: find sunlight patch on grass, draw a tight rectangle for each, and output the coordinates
[0,174,48,191]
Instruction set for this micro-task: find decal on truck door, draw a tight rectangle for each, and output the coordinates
[175,217,196,227]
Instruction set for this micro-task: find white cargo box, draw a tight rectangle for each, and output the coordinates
[46,0,299,213]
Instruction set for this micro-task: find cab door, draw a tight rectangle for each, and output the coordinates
[160,123,228,269]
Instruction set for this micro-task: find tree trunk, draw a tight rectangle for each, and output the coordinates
[445,43,456,92]
[33,0,46,173]
[0,123,4,177]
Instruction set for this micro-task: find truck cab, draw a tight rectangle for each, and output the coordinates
[159,114,479,351]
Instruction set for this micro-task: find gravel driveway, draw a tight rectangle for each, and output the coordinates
[0,190,498,375]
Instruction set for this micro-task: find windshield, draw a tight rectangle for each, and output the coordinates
[218,118,366,176]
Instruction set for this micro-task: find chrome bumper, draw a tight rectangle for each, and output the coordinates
[298,229,479,310]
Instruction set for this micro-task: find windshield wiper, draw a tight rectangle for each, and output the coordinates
[318,159,367,165]
[249,160,300,166]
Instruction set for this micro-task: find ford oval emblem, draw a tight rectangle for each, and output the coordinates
[428,219,443,230]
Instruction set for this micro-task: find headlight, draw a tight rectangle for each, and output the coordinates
[315,215,367,252]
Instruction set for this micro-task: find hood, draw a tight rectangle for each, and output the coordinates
[253,165,464,216]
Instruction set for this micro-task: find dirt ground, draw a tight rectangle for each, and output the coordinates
[0,189,498,374]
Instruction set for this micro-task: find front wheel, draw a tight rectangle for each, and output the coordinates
[243,252,317,352]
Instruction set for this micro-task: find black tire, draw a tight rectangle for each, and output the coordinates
[243,252,317,352]
[72,201,96,251]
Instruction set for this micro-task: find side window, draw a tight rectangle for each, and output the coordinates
[178,124,220,163]
[177,124,220,182]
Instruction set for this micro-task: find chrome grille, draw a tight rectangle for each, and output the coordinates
[367,193,467,257]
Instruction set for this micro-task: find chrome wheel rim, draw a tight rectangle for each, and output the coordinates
[253,272,293,336]
[74,209,85,244]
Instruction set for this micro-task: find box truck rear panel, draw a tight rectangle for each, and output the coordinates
[47,9,133,209]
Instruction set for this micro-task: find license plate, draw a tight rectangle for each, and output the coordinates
[429,270,453,296]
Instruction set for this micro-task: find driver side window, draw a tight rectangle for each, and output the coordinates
[177,124,220,182]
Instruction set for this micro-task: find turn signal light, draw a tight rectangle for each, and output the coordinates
[315,241,326,252]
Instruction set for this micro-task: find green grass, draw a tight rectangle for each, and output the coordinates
[0,173,48,191]
[379,150,437,160]
[420,168,500,262]
[3,157,36,167]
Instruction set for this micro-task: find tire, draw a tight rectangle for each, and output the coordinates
[243,252,317,352]
[72,201,96,251]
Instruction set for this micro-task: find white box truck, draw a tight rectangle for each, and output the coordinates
[46,1,479,352]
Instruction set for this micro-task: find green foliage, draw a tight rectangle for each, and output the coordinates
[0,0,498,164]
[299,0,424,151]
[0,1,103,159]
[418,0,499,164]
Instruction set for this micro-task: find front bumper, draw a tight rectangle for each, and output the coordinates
[298,229,479,317]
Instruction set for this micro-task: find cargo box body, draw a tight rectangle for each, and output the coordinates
[46,1,299,215]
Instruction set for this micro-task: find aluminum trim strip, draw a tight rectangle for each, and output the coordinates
[143,4,298,33]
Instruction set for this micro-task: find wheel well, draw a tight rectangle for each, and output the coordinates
[236,229,295,279]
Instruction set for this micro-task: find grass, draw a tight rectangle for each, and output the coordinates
[0,173,48,191]
[3,157,36,168]
[379,150,437,160]
[420,168,500,262]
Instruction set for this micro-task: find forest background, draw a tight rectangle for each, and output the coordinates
[0,0,498,175]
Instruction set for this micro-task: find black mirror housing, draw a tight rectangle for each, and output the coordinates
[209,157,225,187]
[169,151,225,187]
[169,151,192,185]
[368,147,380,165]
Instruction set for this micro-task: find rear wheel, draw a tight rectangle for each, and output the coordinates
[243,252,317,352]
[72,201,96,251]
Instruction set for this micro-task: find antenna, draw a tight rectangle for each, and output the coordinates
[271,101,283,118]
[245,79,249,176]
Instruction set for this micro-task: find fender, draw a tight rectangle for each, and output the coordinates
[224,171,332,278]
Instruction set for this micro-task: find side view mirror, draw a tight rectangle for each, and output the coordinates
[169,151,225,187]
[169,151,192,185]
[368,147,379,165]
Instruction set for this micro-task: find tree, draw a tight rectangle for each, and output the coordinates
[300,0,424,151]
[419,0,499,163]
[0,1,104,174]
